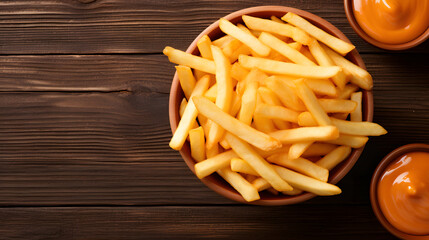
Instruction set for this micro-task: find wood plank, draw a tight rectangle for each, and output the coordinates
[0,206,394,239]
[0,53,427,206]
[0,0,427,54]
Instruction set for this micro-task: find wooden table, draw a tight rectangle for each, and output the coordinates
[0,0,427,239]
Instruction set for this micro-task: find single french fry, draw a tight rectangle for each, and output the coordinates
[231,158,259,176]
[230,92,242,118]
[308,39,347,89]
[289,42,302,51]
[282,188,304,195]
[269,126,339,144]
[219,137,231,150]
[252,177,271,191]
[318,99,357,113]
[325,134,368,148]
[331,113,349,120]
[265,76,306,111]
[268,153,329,182]
[238,81,258,125]
[193,69,208,81]
[195,150,237,179]
[302,143,338,157]
[270,15,284,23]
[242,15,312,45]
[273,165,341,196]
[297,112,318,127]
[259,32,316,66]
[236,23,261,38]
[282,12,355,56]
[322,45,373,90]
[288,141,314,160]
[170,76,210,150]
[193,96,281,151]
[254,104,300,123]
[163,47,215,74]
[337,84,359,100]
[350,92,362,122]
[197,35,213,60]
[204,83,217,102]
[225,133,293,191]
[217,168,260,202]
[304,78,337,97]
[175,66,196,100]
[295,79,332,126]
[231,62,250,81]
[206,45,234,149]
[255,145,291,159]
[257,87,283,106]
[316,146,352,170]
[239,55,341,79]
[331,118,387,136]
[219,18,271,56]
[222,39,242,58]
[179,98,188,118]
[189,127,206,162]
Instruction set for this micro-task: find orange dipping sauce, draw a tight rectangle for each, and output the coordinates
[353,0,429,44]
[378,152,429,235]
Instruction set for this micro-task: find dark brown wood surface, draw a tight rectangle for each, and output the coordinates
[0,0,427,239]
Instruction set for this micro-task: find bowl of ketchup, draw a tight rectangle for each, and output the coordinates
[344,0,429,50]
[370,143,429,239]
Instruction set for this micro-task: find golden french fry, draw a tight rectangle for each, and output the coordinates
[230,92,242,118]
[245,174,258,183]
[302,143,338,157]
[269,126,339,144]
[206,142,219,158]
[273,165,341,196]
[288,141,313,160]
[304,78,337,97]
[231,62,250,81]
[337,84,359,100]
[219,137,231,150]
[179,98,188,118]
[295,79,332,126]
[231,158,259,176]
[228,44,252,63]
[282,188,304,195]
[350,91,363,122]
[189,127,206,162]
[175,66,196,100]
[257,87,283,106]
[193,96,281,151]
[219,18,271,56]
[307,39,347,89]
[316,146,352,170]
[331,118,387,136]
[217,168,260,202]
[322,45,373,90]
[259,32,316,66]
[242,15,312,44]
[318,99,357,113]
[270,15,284,23]
[253,94,277,133]
[252,177,270,191]
[239,55,341,79]
[212,35,234,48]
[194,150,237,179]
[325,134,368,148]
[170,76,210,150]
[268,153,329,182]
[206,45,234,149]
[197,35,213,60]
[238,81,258,125]
[298,112,318,127]
[289,42,302,51]
[222,39,242,58]
[254,104,300,123]
[255,145,291,158]
[204,83,217,102]
[163,46,215,74]
[225,133,293,191]
[331,112,349,120]
[282,12,355,56]
[265,76,306,112]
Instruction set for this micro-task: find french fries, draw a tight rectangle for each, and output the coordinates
[165,13,386,202]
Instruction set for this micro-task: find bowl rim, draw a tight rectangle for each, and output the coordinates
[169,5,374,205]
[344,0,429,51]
[370,143,429,239]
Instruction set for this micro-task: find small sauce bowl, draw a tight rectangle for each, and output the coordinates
[370,143,429,239]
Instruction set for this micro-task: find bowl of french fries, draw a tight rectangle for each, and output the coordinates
[165,6,387,205]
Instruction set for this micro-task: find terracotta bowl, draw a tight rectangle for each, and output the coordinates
[169,6,374,205]
[344,0,429,50]
[370,143,429,239]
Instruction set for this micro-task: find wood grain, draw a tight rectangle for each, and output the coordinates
[0,206,395,240]
[0,0,427,54]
